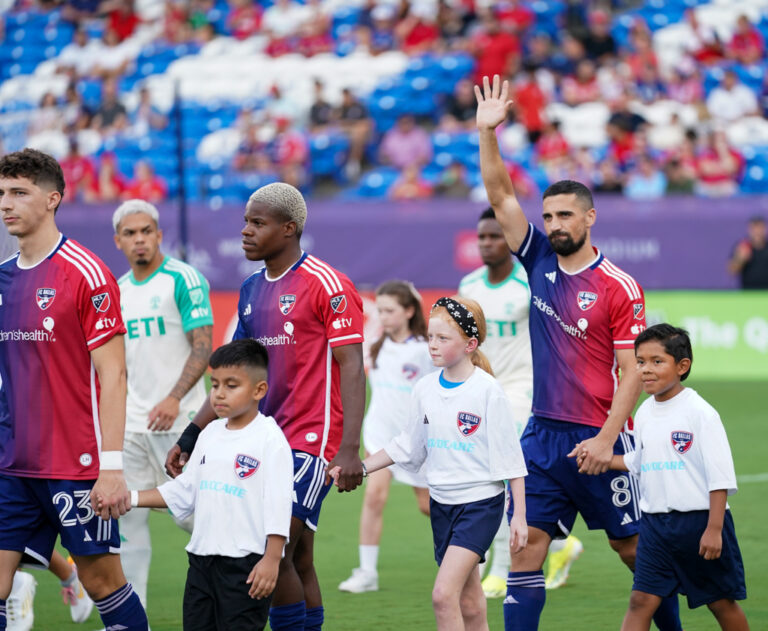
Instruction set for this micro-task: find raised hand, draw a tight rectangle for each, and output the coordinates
[475,74,514,131]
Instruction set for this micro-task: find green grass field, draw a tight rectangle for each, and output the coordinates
[32,381,767,630]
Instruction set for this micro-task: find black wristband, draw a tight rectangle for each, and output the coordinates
[177,423,202,455]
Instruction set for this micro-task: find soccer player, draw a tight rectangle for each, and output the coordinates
[166,182,365,631]
[112,199,213,608]
[0,148,148,630]
[582,324,748,631]
[115,339,294,631]
[459,207,583,596]
[475,76,682,630]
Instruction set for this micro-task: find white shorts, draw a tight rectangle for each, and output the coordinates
[363,427,427,488]
[123,431,183,490]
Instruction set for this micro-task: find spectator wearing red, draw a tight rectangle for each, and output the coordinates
[389,165,433,200]
[624,25,658,82]
[726,14,765,66]
[104,0,141,42]
[535,120,569,164]
[297,20,334,57]
[60,139,95,203]
[513,65,548,143]
[471,11,520,85]
[124,161,168,202]
[561,59,600,106]
[695,130,744,197]
[86,152,127,203]
[271,117,309,189]
[394,5,440,55]
[496,0,535,35]
[164,1,191,44]
[680,8,723,65]
[227,0,263,40]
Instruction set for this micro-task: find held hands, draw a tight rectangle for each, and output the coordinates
[247,557,280,599]
[165,443,189,478]
[90,470,130,520]
[147,395,180,431]
[475,74,514,131]
[567,436,613,475]
[509,514,528,554]
[699,526,723,560]
[325,446,363,492]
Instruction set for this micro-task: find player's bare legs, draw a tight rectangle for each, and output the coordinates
[621,590,662,631]
[707,598,750,630]
[272,517,307,606]
[0,550,22,599]
[359,467,393,546]
[49,550,73,581]
[509,526,550,571]
[71,553,127,600]
[433,546,488,631]
[414,486,430,516]
[294,528,321,609]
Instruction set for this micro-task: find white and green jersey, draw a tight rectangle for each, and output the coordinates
[119,256,213,433]
[458,263,533,398]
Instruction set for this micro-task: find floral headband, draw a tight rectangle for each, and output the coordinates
[432,297,479,339]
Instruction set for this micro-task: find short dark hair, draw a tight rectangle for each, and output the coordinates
[209,339,269,373]
[0,148,66,213]
[635,324,693,381]
[479,207,496,222]
[542,180,594,211]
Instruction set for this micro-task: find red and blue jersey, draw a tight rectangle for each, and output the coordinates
[0,235,126,479]
[233,252,364,461]
[515,224,646,428]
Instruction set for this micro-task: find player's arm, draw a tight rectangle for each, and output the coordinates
[89,334,130,520]
[148,324,213,431]
[700,489,727,560]
[475,74,530,252]
[165,398,217,478]
[326,342,366,492]
[327,448,395,484]
[571,347,642,475]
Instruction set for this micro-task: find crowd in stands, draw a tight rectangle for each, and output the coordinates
[1,0,767,203]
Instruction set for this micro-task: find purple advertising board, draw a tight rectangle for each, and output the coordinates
[58,195,768,291]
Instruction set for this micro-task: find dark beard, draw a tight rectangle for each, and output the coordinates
[548,231,586,256]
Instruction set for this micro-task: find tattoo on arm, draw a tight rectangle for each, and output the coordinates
[169,325,213,401]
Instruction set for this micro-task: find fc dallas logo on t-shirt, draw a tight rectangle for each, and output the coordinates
[457,412,481,437]
[234,453,260,479]
[671,431,693,454]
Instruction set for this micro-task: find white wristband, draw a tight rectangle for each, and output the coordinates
[130,490,139,508]
[100,451,123,471]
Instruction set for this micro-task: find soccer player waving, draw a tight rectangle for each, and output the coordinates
[475,76,683,631]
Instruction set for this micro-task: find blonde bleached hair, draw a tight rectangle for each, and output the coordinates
[247,182,307,235]
[430,296,494,376]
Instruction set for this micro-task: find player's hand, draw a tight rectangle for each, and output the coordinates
[699,526,723,560]
[326,445,363,492]
[247,557,280,599]
[164,443,189,478]
[509,514,528,554]
[475,74,514,131]
[90,470,130,520]
[148,396,180,431]
[572,434,613,475]
[325,465,342,485]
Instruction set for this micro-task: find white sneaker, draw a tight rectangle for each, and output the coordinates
[61,561,94,623]
[338,568,378,593]
[7,571,36,631]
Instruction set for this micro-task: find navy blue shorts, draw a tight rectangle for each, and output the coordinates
[430,492,505,566]
[634,510,746,609]
[0,473,120,568]
[292,451,332,531]
[508,417,640,540]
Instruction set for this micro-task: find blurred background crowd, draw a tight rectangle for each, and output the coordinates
[0,0,767,206]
